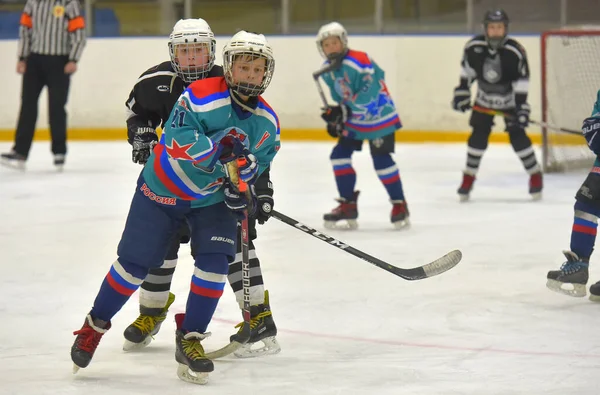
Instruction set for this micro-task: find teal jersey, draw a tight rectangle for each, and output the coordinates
[142,77,280,208]
[592,90,600,117]
[320,49,402,140]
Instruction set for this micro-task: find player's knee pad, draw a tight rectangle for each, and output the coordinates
[330,143,354,160]
[506,127,532,151]
[194,253,229,275]
[371,153,395,170]
[576,172,600,211]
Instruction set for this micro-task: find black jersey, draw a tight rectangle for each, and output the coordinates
[125,61,224,130]
[457,35,529,110]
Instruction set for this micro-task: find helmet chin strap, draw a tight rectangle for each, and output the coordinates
[230,89,259,113]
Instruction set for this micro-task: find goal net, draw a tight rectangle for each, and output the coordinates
[541,29,599,172]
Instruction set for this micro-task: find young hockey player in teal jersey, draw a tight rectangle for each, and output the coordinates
[316,22,409,230]
[547,89,600,301]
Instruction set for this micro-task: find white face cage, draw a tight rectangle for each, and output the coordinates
[168,31,216,83]
[316,22,348,59]
[223,33,275,97]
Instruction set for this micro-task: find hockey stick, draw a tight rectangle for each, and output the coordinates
[270,210,462,281]
[312,62,338,107]
[472,105,583,136]
[205,159,252,359]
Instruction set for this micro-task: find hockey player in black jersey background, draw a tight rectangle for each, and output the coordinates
[452,9,543,201]
[122,18,280,358]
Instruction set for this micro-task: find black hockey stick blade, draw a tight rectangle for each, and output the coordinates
[312,61,338,80]
[270,210,462,281]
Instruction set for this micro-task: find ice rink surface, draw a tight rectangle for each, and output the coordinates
[1,141,599,395]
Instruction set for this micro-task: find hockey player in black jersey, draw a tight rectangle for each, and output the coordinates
[452,9,543,201]
[122,18,280,358]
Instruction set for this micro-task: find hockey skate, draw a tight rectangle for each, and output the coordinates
[457,172,475,202]
[71,314,111,373]
[123,292,175,351]
[589,281,600,302]
[0,150,26,170]
[174,313,213,385]
[529,171,543,200]
[391,200,410,230]
[546,251,589,297]
[323,191,359,229]
[54,154,66,171]
[230,290,281,358]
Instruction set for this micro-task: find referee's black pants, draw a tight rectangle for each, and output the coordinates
[13,53,71,159]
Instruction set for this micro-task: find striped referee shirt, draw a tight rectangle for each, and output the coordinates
[17,0,86,62]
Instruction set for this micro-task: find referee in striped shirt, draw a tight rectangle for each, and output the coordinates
[1,0,86,170]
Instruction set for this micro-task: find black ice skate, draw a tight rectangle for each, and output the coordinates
[546,251,589,297]
[529,171,543,200]
[71,314,111,373]
[391,200,410,230]
[323,191,359,229]
[589,280,600,302]
[54,154,66,171]
[123,292,176,351]
[174,313,213,385]
[230,290,281,358]
[0,150,26,170]
[457,172,475,202]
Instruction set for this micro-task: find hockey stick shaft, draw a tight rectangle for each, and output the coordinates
[270,210,462,281]
[472,105,583,136]
[312,62,338,108]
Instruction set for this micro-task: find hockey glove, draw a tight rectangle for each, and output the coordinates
[321,105,351,138]
[516,103,531,128]
[253,174,274,224]
[223,181,257,220]
[452,88,471,112]
[129,127,158,164]
[582,117,600,156]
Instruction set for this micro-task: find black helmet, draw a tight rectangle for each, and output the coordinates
[482,9,509,49]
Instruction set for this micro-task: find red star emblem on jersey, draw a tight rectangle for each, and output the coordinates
[166,139,195,161]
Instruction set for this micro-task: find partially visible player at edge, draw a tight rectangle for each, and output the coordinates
[452,9,543,201]
[546,89,600,301]
[70,30,280,385]
[317,21,409,230]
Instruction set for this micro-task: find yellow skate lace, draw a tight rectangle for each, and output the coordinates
[131,315,163,335]
[181,338,206,361]
[234,310,271,331]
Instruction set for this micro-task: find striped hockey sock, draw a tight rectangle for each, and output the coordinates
[570,202,600,259]
[372,154,405,200]
[228,242,265,308]
[139,258,177,315]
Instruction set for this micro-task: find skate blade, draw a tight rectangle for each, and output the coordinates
[546,279,587,297]
[0,159,25,171]
[176,363,209,385]
[589,293,600,302]
[324,219,358,230]
[123,336,153,352]
[72,364,81,374]
[393,218,410,230]
[233,336,281,358]
[458,193,469,202]
[530,192,542,201]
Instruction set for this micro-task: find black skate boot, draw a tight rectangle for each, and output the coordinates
[589,281,600,302]
[529,171,543,200]
[71,314,111,373]
[54,154,66,171]
[323,191,359,229]
[0,150,26,170]
[546,251,589,297]
[123,292,175,351]
[174,313,213,385]
[457,172,475,202]
[230,290,281,358]
[391,200,410,230]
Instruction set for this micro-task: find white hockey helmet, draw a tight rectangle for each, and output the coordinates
[316,21,348,59]
[222,30,275,97]
[168,18,216,83]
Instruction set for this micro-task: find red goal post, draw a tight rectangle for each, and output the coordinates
[541,28,599,172]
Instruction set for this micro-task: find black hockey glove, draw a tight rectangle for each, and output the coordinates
[223,181,257,220]
[253,175,274,224]
[582,117,600,156]
[129,126,158,164]
[321,105,351,138]
[452,88,471,112]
